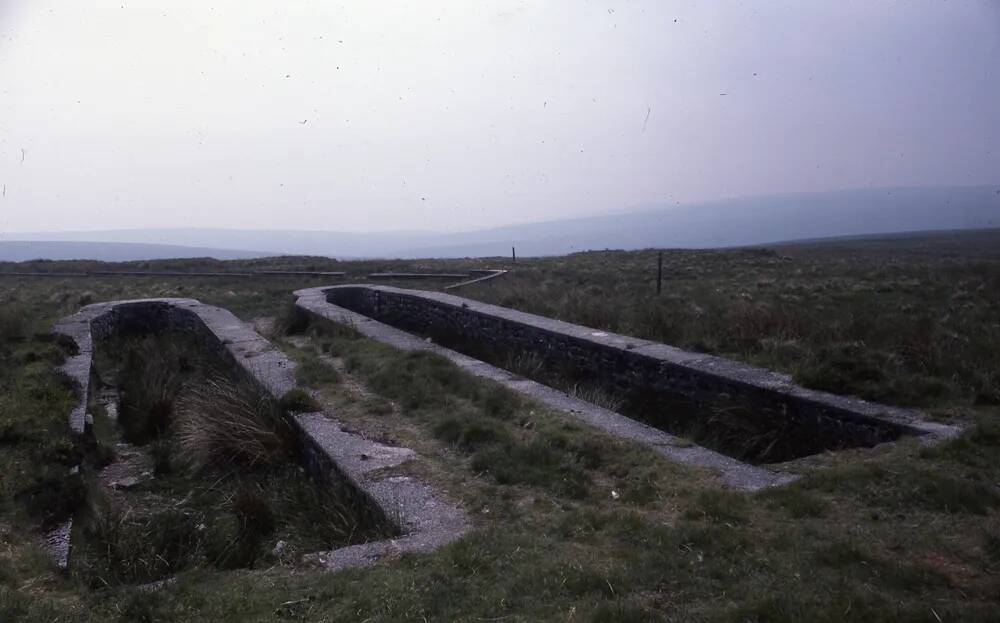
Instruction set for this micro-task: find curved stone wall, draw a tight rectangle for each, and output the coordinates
[51,297,468,572]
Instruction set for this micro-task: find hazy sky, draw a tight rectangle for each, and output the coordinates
[0,0,997,234]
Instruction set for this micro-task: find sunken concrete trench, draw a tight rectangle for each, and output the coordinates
[48,297,468,574]
[295,285,961,490]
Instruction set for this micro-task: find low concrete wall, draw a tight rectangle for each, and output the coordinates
[51,298,467,572]
[294,285,960,487]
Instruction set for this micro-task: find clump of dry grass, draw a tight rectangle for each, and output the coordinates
[569,384,624,412]
[117,338,186,444]
[175,373,296,470]
[504,351,546,379]
[80,498,202,586]
[272,301,309,336]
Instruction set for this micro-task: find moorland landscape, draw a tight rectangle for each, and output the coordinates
[2,228,1000,621]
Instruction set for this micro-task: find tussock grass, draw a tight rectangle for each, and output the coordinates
[175,373,296,469]
[17,468,87,531]
[759,485,830,519]
[204,487,278,570]
[432,415,511,451]
[683,489,750,525]
[77,458,397,587]
[105,335,306,470]
[273,300,309,336]
[228,468,396,555]
[362,395,394,416]
[0,301,27,343]
[293,353,341,387]
[465,245,1000,409]
[504,350,546,379]
[114,337,191,444]
[278,387,321,413]
[568,384,624,412]
[80,499,202,586]
[471,438,592,499]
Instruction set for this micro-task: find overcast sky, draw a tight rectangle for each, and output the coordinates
[0,0,997,234]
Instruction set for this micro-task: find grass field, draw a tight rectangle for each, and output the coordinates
[2,229,999,621]
[463,229,1000,412]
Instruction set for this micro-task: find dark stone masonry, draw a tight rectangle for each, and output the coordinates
[50,298,468,572]
[296,285,961,489]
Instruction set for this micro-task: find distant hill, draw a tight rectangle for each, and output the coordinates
[7,185,999,259]
[397,185,1000,257]
[0,241,269,262]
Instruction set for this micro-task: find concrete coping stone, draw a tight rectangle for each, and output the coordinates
[50,297,468,572]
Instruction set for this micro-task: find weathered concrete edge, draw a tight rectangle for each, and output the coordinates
[51,297,469,572]
[45,309,99,569]
[294,287,796,491]
[292,413,470,571]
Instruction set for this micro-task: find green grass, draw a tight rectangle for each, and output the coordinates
[0,302,27,343]
[293,354,342,387]
[310,327,609,499]
[1,232,1000,620]
[0,317,81,533]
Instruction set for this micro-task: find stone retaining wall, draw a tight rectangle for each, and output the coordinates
[295,285,960,486]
